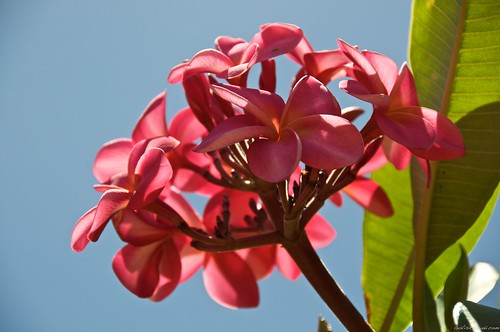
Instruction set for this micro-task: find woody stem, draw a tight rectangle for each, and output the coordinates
[283,232,374,332]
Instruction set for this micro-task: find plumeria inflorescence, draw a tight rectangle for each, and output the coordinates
[71,23,464,311]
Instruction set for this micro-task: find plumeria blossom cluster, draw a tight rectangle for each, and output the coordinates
[71,23,465,310]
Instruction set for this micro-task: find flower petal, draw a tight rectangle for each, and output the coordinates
[167,62,188,84]
[115,209,172,246]
[211,83,284,129]
[362,50,399,93]
[112,243,163,298]
[129,148,173,209]
[410,108,465,161]
[169,107,207,143]
[71,207,97,252]
[339,79,389,107]
[237,246,276,280]
[276,247,301,280]
[93,139,134,183]
[203,252,259,309]
[194,115,275,152]
[89,189,130,242]
[178,244,204,283]
[389,63,420,108]
[289,114,364,170]
[343,177,394,218]
[282,75,341,125]
[305,213,336,248]
[132,91,168,142]
[374,108,436,150]
[303,50,351,84]
[184,49,234,78]
[251,23,303,62]
[247,128,301,183]
[382,138,412,170]
[149,238,182,301]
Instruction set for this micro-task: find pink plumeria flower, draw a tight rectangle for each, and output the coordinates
[287,34,353,86]
[71,139,177,252]
[168,23,303,85]
[111,190,204,301]
[337,39,465,171]
[194,75,364,183]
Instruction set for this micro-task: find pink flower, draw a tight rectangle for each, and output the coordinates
[71,140,176,252]
[111,190,204,301]
[194,75,364,182]
[287,34,353,86]
[167,23,303,85]
[337,39,465,170]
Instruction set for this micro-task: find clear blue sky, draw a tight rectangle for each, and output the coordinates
[1,1,498,331]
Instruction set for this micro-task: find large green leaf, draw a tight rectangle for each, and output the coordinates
[362,0,500,331]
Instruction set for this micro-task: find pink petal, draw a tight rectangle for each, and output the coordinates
[202,189,259,231]
[357,145,388,175]
[282,75,341,125]
[169,107,207,143]
[259,59,276,92]
[305,213,336,248]
[303,50,351,84]
[178,244,204,283]
[276,247,301,280]
[184,49,234,78]
[247,128,301,183]
[203,252,259,309]
[289,114,364,170]
[251,23,303,62]
[374,108,436,150]
[167,62,188,84]
[329,192,343,207]
[337,39,385,93]
[112,243,163,298]
[132,91,168,142]
[129,148,173,209]
[162,189,203,229]
[215,36,247,62]
[89,189,130,242]
[211,84,284,130]
[382,139,412,170]
[410,108,465,161]
[115,209,172,246]
[149,239,182,301]
[339,79,389,107]
[193,115,275,152]
[71,207,97,252]
[287,35,313,64]
[93,139,134,183]
[237,246,277,280]
[363,50,399,93]
[343,177,394,218]
[389,63,420,108]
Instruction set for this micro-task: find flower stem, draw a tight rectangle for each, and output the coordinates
[283,233,374,332]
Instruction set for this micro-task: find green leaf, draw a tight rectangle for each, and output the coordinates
[453,301,500,330]
[317,315,333,332]
[362,0,500,331]
[443,246,469,331]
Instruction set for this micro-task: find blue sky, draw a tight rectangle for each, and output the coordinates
[1,1,498,331]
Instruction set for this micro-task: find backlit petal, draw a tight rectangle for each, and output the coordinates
[132,91,168,142]
[149,239,182,301]
[282,75,341,125]
[343,177,393,217]
[203,252,259,309]
[276,247,301,280]
[89,189,130,242]
[93,139,134,183]
[375,108,436,150]
[194,115,275,153]
[112,243,162,298]
[289,114,364,170]
[247,128,301,183]
[129,148,172,209]
[184,49,234,78]
[305,213,336,248]
[251,23,303,62]
[71,207,97,252]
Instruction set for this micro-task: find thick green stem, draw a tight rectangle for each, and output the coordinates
[283,233,374,332]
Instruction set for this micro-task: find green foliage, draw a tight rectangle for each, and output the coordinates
[362,0,500,331]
